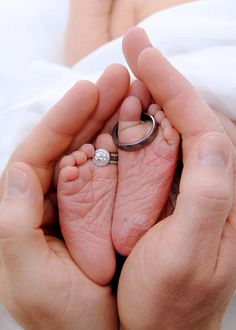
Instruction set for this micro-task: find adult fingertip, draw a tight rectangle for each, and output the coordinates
[96,63,130,93]
[99,63,130,92]
[72,80,98,103]
[137,48,162,77]
[97,63,130,86]
[137,48,167,97]
[122,27,153,79]
[104,63,130,79]
[73,79,96,90]
[123,27,152,48]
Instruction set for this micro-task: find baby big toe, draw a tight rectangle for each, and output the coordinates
[148,105,180,147]
[118,96,149,144]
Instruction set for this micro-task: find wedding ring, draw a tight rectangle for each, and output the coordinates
[112,112,158,151]
[93,149,118,167]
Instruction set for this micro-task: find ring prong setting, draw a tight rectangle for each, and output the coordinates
[93,149,118,167]
[93,149,110,167]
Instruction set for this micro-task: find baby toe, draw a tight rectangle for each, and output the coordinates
[59,154,76,170]
[95,133,117,153]
[79,144,95,158]
[118,96,149,144]
[148,103,162,117]
[163,126,180,146]
[59,165,79,184]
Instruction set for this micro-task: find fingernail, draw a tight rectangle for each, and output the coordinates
[4,167,28,197]
[198,135,231,167]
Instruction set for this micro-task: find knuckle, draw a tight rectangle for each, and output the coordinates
[0,221,19,243]
[194,176,232,212]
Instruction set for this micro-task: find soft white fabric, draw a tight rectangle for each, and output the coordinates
[0,0,236,328]
[0,0,236,173]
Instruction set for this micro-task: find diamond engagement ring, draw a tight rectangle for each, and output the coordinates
[112,112,158,151]
[93,149,118,167]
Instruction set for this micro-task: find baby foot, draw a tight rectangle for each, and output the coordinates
[57,134,117,285]
[112,96,180,256]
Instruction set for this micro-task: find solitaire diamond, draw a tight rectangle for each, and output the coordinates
[93,149,110,167]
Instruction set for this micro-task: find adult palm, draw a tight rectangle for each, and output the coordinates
[0,66,129,330]
[64,0,191,65]
[117,28,236,330]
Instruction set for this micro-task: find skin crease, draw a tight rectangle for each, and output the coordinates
[117,28,236,330]
[0,71,131,330]
[1,66,236,330]
[63,1,235,322]
[0,71,154,330]
[0,1,236,329]
[64,0,192,65]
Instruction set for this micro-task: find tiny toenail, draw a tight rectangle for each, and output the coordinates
[161,118,170,129]
[148,104,161,116]
[155,111,165,122]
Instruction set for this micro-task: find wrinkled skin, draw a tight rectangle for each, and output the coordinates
[0,24,236,330]
[57,97,179,285]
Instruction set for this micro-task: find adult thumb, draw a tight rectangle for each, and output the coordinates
[172,133,233,261]
[0,162,46,270]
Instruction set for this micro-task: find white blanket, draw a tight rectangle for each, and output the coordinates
[0,0,236,328]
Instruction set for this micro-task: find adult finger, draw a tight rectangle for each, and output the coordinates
[123,27,225,154]
[134,41,236,261]
[137,48,224,145]
[118,133,234,330]
[101,79,151,134]
[122,27,152,79]
[53,64,130,187]
[130,39,236,255]
[69,64,130,149]
[7,81,99,193]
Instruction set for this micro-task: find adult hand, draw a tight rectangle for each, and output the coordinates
[117,27,236,330]
[64,0,191,65]
[0,64,130,330]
